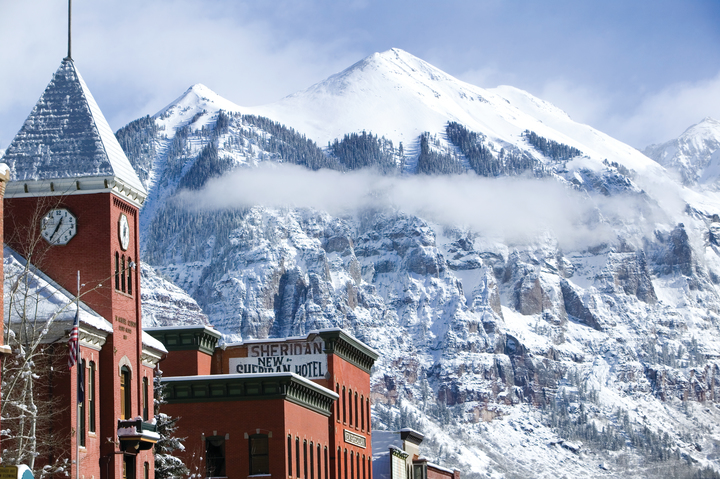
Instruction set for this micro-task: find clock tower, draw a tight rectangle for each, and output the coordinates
[2,58,159,479]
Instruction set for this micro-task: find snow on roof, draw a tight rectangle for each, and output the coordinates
[4,246,112,336]
[2,59,145,194]
[142,330,167,354]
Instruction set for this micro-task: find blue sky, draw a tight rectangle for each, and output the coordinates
[1,0,719,149]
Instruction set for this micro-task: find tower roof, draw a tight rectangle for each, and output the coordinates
[2,59,146,206]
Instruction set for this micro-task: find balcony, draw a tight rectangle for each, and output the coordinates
[117,418,159,452]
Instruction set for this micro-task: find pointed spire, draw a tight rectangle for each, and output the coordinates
[3,60,147,206]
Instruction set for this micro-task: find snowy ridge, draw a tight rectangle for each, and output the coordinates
[248,48,660,175]
[115,49,720,477]
[644,117,720,187]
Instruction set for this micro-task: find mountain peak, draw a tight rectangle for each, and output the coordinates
[155,83,241,128]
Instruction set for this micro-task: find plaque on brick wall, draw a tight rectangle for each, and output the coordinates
[344,429,366,448]
[229,339,327,379]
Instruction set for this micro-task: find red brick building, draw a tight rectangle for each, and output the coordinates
[146,327,378,479]
[2,58,166,479]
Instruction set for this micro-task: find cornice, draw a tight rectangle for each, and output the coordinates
[6,175,146,209]
[79,324,108,351]
[145,326,221,355]
[162,373,336,417]
[318,330,378,374]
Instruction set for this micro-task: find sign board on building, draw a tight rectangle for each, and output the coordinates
[344,429,367,448]
[229,339,327,380]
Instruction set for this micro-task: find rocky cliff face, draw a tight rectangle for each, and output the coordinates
[124,52,720,477]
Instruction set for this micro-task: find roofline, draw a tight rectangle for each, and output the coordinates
[161,372,338,416]
[6,175,147,208]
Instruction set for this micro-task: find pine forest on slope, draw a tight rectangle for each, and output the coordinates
[116,49,720,477]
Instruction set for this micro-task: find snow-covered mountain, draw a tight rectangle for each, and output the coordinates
[117,49,720,477]
[644,117,720,187]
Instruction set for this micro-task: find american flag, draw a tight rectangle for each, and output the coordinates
[68,304,79,370]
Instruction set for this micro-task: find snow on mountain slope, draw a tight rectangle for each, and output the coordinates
[116,50,720,476]
[248,48,660,174]
[644,117,720,187]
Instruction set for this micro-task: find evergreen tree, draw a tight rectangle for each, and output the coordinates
[154,369,189,479]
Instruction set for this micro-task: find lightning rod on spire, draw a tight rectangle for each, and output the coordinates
[65,0,72,61]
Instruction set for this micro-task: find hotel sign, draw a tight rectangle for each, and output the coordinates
[344,429,366,448]
[229,339,327,379]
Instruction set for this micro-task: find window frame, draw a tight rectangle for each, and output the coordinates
[249,433,270,475]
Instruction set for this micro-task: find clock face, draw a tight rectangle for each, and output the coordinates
[40,208,77,245]
[119,214,130,251]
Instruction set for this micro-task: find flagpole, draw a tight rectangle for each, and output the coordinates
[76,271,80,479]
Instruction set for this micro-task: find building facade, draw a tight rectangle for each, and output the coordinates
[2,58,165,479]
[147,327,378,479]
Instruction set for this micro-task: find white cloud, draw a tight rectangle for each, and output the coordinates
[176,163,666,250]
[606,72,720,148]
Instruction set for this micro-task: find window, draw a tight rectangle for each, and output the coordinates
[304,440,308,479]
[350,452,354,479]
[142,377,149,421]
[124,454,135,479]
[249,434,269,474]
[362,456,365,479]
[89,361,96,432]
[342,387,347,423]
[335,384,340,422]
[127,257,133,295]
[344,449,348,479]
[296,438,301,478]
[79,359,86,447]
[324,447,328,479]
[120,366,131,420]
[354,393,358,428]
[361,395,366,431]
[121,256,126,292]
[115,253,120,290]
[288,435,293,477]
[356,454,360,479]
[317,444,321,479]
[348,389,353,426]
[206,436,225,477]
[144,462,149,479]
[413,464,426,479]
[366,398,371,431]
[309,442,314,479]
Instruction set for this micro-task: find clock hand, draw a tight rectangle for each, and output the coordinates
[49,218,64,241]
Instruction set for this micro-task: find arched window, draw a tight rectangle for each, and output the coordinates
[89,361,96,432]
[367,457,371,479]
[336,384,340,421]
[342,387,347,423]
[115,252,120,290]
[127,257,133,295]
[356,454,360,479]
[354,392,359,428]
[366,398,371,431]
[79,359,86,447]
[296,438,301,478]
[348,389,353,426]
[362,455,365,479]
[142,376,149,420]
[360,395,365,431]
[249,434,269,474]
[120,366,131,420]
[344,449,348,479]
[324,447,329,479]
[288,435,293,477]
[304,440,308,479]
[144,462,149,479]
[317,443,322,479]
[121,255,126,292]
[350,451,354,479]
[309,441,314,479]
